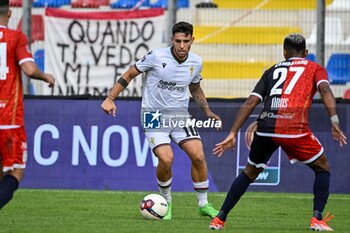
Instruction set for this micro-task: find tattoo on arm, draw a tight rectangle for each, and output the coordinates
[190,83,210,112]
[193,94,209,109]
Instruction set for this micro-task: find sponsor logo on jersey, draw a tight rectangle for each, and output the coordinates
[260,111,295,120]
[157,80,186,92]
[266,112,295,119]
[271,97,289,109]
[260,111,268,119]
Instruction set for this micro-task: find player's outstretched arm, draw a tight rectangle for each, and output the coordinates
[101,65,141,117]
[318,82,347,146]
[229,95,260,137]
[189,82,221,123]
[213,95,260,157]
[21,61,55,87]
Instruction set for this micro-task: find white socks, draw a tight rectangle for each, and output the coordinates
[158,178,210,207]
[193,180,209,207]
[157,178,172,203]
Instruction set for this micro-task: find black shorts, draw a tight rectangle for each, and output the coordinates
[248,133,279,168]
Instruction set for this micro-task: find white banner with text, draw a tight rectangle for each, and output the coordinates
[44,8,164,96]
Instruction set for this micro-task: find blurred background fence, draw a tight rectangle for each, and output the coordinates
[9,0,350,99]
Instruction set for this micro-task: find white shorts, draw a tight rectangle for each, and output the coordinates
[144,125,201,150]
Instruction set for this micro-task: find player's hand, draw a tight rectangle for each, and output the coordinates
[101,98,117,117]
[213,132,236,157]
[205,110,222,130]
[45,74,55,88]
[331,122,347,147]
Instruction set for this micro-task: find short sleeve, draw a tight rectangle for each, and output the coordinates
[16,32,33,65]
[314,64,329,88]
[192,62,202,84]
[250,70,269,101]
[135,50,157,73]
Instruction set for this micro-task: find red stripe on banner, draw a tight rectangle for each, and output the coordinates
[45,8,164,20]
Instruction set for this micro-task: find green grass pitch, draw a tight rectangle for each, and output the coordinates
[0,189,349,233]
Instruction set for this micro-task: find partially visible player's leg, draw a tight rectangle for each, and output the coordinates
[0,128,26,210]
[308,154,334,231]
[278,133,333,231]
[154,144,174,203]
[210,135,278,230]
[213,164,257,224]
[145,130,174,219]
[0,169,23,209]
[180,139,207,183]
[308,154,331,220]
[210,165,257,230]
[153,144,174,220]
[180,138,218,218]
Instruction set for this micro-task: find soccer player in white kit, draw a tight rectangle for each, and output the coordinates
[101,22,221,220]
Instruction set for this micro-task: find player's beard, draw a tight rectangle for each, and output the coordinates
[176,49,188,60]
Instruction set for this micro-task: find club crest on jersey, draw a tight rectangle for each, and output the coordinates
[162,63,167,68]
[150,137,155,145]
[189,66,194,76]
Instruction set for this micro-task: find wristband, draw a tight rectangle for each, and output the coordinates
[107,94,115,101]
[330,115,339,124]
[117,77,128,88]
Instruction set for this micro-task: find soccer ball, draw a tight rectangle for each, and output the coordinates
[139,194,168,220]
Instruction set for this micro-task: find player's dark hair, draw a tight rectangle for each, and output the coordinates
[172,21,193,37]
[0,0,10,16]
[283,34,306,53]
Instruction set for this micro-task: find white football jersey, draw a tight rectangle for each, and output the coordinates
[135,47,202,110]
